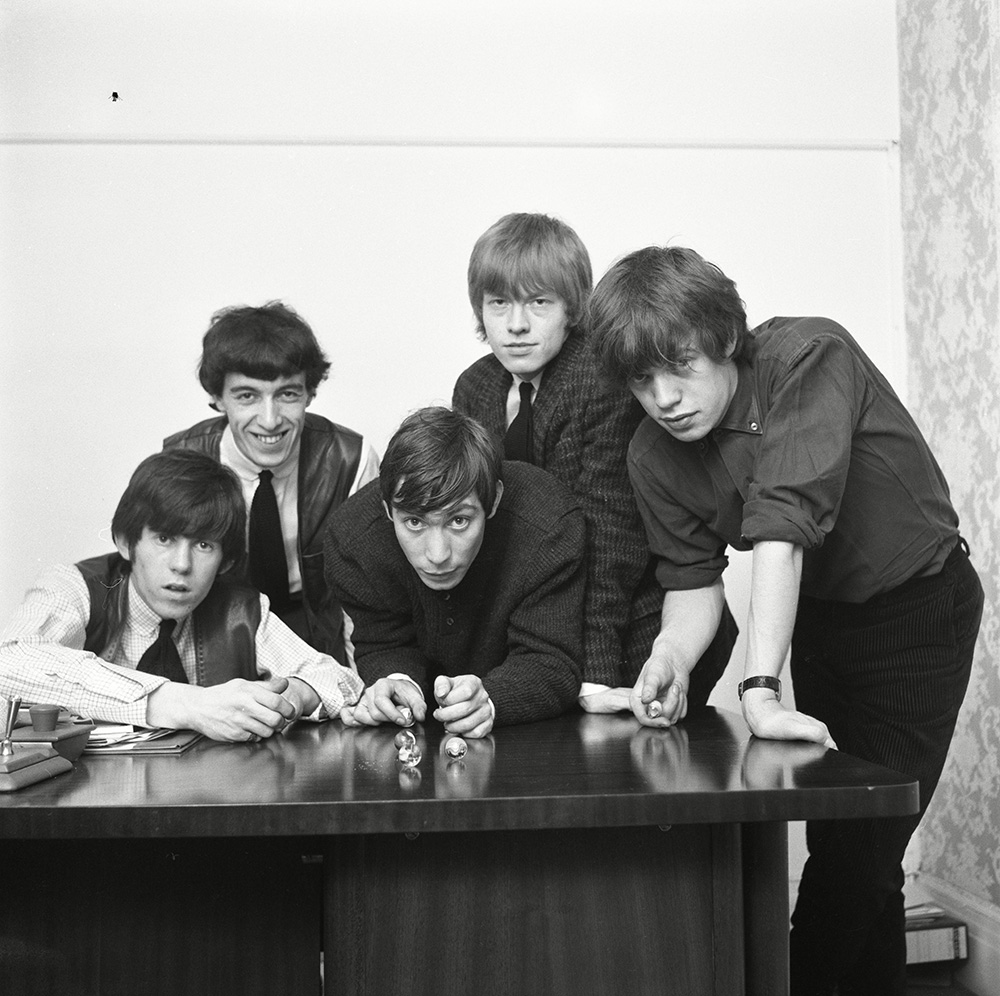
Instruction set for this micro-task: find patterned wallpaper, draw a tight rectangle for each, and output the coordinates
[898,0,1000,908]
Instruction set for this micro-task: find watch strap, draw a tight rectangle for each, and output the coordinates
[738,676,782,701]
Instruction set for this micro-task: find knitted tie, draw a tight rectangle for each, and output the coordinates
[249,469,290,608]
[504,381,535,464]
[137,618,187,683]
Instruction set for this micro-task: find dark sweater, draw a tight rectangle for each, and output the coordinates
[324,462,585,726]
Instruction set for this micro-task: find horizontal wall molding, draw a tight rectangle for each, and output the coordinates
[0,136,899,152]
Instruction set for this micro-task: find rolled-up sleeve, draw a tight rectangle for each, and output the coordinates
[254,597,363,719]
[627,438,730,592]
[740,333,862,549]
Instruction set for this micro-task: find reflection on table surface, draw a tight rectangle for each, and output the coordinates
[0,707,919,838]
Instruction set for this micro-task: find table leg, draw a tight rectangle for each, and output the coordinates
[742,821,790,996]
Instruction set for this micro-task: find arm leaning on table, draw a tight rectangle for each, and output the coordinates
[0,562,363,737]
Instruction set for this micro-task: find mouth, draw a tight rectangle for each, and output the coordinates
[505,343,536,353]
[163,583,191,595]
[662,413,696,430]
[250,430,289,446]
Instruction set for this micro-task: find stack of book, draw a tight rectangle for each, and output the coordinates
[905,903,968,965]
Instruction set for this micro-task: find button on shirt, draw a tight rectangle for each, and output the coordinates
[627,317,958,603]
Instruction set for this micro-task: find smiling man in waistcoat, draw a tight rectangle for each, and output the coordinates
[164,301,379,663]
[0,450,363,741]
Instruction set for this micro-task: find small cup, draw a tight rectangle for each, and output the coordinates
[29,704,60,733]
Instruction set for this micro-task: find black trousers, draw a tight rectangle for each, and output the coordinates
[788,540,984,996]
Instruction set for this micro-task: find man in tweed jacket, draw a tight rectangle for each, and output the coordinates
[453,213,736,713]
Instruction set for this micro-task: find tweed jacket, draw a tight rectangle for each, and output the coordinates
[164,412,363,662]
[453,332,661,687]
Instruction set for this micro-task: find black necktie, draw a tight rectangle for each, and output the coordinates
[504,381,535,463]
[249,469,290,608]
[137,618,187,683]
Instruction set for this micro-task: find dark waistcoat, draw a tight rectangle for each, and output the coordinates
[163,412,363,662]
[77,553,260,685]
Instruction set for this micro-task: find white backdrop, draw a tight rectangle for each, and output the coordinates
[0,0,901,680]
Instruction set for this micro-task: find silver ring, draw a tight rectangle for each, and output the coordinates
[248,733,261,743]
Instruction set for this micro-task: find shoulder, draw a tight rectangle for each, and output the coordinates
[497,462,583,533]
[749,317,858,365]
[163,416,227,451]
[328,479,388,540]
[301,412,364,447]
[455,353,506,393]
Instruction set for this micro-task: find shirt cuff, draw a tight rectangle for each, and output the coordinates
[292,664,364,720]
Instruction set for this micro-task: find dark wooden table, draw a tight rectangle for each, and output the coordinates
[0,708,918,996]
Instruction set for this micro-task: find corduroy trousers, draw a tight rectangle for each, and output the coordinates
[787,539,984,996]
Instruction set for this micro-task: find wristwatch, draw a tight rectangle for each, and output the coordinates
[737,676,782,701]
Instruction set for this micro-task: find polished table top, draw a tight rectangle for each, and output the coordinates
[0,708,918,839]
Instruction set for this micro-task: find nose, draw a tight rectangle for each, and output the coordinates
[507,301,529,334]
[423,528,451,568]
[170,541,193,574]
[650,372,682,412]
[258,397,281,430]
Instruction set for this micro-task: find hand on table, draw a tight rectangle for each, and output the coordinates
[740,689,837,749]
[339,677,427,729]
[432,674,493,738]
[146,675,300,742]
[629,653,691,728]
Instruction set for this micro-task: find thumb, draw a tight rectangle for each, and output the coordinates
[262,675,290,694]
[434,674,452,703]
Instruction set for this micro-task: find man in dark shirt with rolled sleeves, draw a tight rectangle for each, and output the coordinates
[587,245,984,996]
[324,406,585,738]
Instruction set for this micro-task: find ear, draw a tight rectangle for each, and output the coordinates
[113,534,132,562]
[382,500,394,522]
[488,481,504,518]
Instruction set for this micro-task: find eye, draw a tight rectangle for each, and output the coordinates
[154,533,173,545]
[280,389,304,401]
[196,540,217,553]
[403,517,425,530]
[450,515,470,529]
[628,372,650,387]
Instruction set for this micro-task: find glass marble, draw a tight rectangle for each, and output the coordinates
[394,729,416,749]
[398,706,414,728]
[444,736,468,759]
[645,701,663,720]
[398,743,422,766]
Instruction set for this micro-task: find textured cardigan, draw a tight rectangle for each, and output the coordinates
[324,462,585,727]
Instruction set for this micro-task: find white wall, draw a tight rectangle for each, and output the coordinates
[0,0,902,676]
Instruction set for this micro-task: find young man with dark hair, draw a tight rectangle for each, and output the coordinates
[324,406,585,737]
[0,450,363,741]
[164,301,379,662]
[588,244,984,996]
[453,213,736,713]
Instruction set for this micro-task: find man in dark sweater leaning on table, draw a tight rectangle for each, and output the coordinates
[324,406,585,737]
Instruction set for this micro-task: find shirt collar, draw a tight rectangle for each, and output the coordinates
[716,364,763,436]
[511,370,544,394]
[127,578,192,638]
[219,424,300,482]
